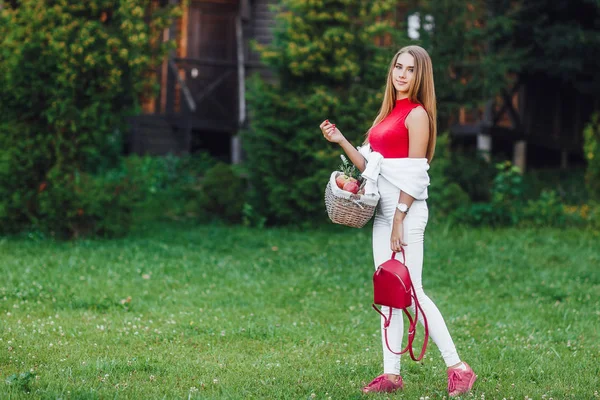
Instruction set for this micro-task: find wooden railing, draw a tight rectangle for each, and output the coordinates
[165,56,239,132]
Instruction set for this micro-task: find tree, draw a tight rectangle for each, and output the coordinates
[0,0,180,237]
[508,0,600,95]
[244,0,409,225]
[416,0,524,125]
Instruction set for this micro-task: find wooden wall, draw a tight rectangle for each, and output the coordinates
[244,0,277,80]
[521,74,596,153]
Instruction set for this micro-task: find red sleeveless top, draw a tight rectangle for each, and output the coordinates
[368,98,423,158]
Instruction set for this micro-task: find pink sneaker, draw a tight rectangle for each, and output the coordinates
[447,362,477,397]
[362,374,404,394]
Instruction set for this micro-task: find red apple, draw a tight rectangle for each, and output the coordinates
[335,174,351,189]
[343,181,359,194]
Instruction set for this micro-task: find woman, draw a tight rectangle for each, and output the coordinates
[319,45,476,396]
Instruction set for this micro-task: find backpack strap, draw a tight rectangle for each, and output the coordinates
[372,304,408,355]
[403,281,429,361]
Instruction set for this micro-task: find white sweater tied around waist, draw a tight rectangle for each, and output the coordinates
[358,144,430,200]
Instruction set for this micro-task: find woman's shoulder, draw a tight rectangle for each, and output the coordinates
[406,105,428,121]
[404,105,429,132]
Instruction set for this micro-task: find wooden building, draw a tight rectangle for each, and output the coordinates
[128,0,276,162]
[451,74,597,170]
[129,0,597,170]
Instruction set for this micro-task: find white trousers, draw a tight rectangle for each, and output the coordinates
[372,176,461,374]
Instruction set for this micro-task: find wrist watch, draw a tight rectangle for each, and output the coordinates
[396,203,410,214]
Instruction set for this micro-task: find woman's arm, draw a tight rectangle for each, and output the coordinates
[390,107,430,251]
[320,120,367,172]
[338,137,367,172]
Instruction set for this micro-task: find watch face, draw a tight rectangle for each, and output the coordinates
[398,203,408,212]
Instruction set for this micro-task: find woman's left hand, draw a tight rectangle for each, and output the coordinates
[390,220,407,252]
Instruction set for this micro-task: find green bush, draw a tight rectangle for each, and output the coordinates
[36,168,136,239]
[583,112,600,200]
[0,1,180,237]
[521,190,566,227]
[446,150,496,202]
[0,122,53,234]
[459,161,524,226]
[563,202,600,229]
[197,163,247,224]
[428,133,471,220]
[490,161,524,204]
[521,167,588,205]
[120,153,216,220]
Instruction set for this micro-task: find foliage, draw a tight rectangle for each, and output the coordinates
[0,0,180,237]
[455,161,596,229]
[120,153,216,221]
[0,122,54,234]
[507,0,600,95]
[564,201,600,229]
[5,371,34,394]
[244,0,409,225]
[427,133,471,220]
[521,167,589,205]
[197,162,247,224]
[417,0,525,123]
[35,167,136,239]
[445,149,496,202]
[459,161,524,227]
[521,190,566,227]
[339,155,361,181]
[490,161,524,205]
[583,112,600,200]
[242,202,267,229]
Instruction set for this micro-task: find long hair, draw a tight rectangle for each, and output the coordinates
[364,45,437,162]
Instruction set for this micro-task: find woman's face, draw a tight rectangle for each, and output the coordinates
[392,52,415,96]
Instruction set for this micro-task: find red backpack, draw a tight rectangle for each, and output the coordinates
[372,248,429,361]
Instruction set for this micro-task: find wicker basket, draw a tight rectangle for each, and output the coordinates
[324,171,380,228]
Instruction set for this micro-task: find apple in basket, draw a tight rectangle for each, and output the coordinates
[342,180,359,194]
[336,155,363,195]
[336,174,360,194]
[335,174,354,189]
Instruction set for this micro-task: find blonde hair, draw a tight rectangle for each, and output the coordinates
[365,45,437,162]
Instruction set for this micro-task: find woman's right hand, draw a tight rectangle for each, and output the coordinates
[320,120,345,144]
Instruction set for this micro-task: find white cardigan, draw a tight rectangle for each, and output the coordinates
[358,144,430,200]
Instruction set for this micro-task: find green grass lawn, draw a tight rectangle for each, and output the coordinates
[1,221,599,399]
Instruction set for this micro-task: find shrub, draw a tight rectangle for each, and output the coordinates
[446,150,496,202]
[197,163,247,224]
[0,122,53,234]
[521,167,588,205]
[460,161,524,226]
[0,1,180,237]
[119,153,216,220]
[428,133,471,220]
[36,167,137,239]
[521,190,566,227]
[490,161,524,205]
